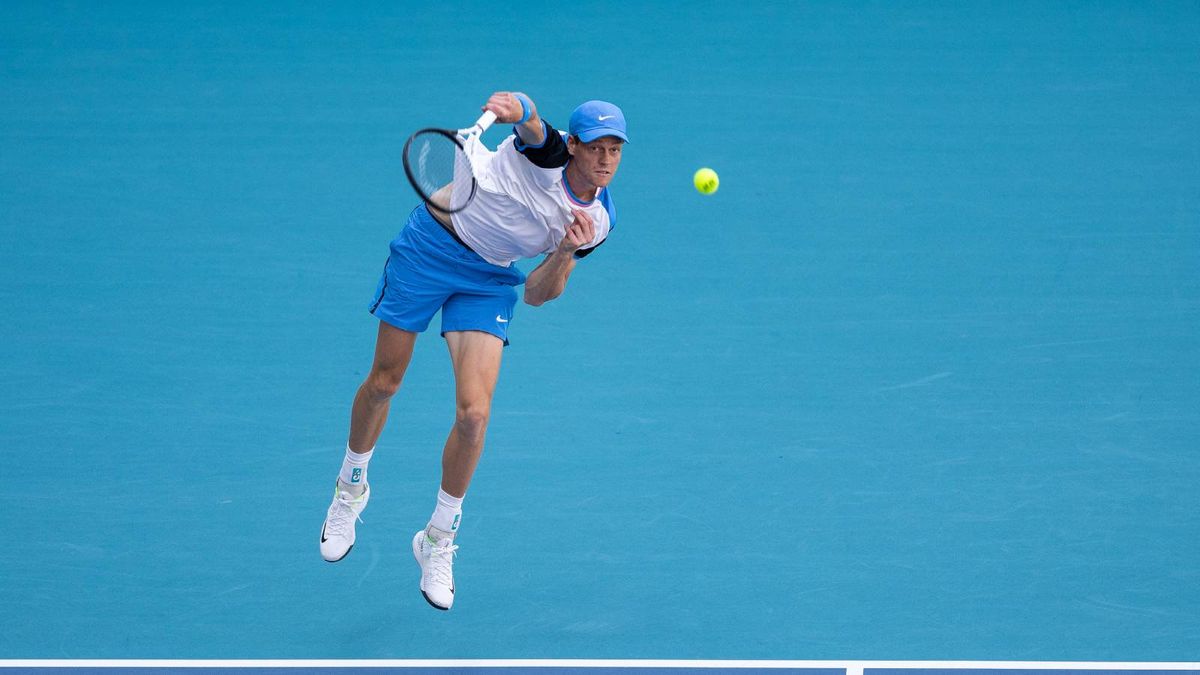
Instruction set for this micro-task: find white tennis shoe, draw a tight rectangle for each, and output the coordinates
[413,527,457,610]
[320,480,369,562]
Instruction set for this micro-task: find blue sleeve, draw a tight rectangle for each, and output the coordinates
[598,188,616,230]
[575,190,616,259]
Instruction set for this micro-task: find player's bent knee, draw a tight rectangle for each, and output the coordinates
[364,368,404,401]
[454,403,491,440]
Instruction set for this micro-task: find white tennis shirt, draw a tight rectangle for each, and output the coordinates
[451,132,615,268]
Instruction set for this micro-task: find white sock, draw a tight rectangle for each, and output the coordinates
[339,444,374,488]
[428,488,464,537]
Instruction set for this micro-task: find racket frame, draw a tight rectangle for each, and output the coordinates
[401,111,498,214]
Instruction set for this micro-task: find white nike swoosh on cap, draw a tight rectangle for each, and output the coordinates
[597,115,615,121]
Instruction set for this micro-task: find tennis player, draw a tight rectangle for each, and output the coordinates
[319,91,627,611]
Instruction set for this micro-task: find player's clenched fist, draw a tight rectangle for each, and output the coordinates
[483,91,535,125]
[558,209,595,254]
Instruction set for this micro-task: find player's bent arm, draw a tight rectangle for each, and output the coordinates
[524,209,595,306]
[523,249,578,306]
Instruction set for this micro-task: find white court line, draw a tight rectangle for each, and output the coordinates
[0,660,1198,669]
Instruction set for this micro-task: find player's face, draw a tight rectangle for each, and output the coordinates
[568,136,624,189]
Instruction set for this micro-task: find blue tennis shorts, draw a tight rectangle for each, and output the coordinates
[368,204,526,345]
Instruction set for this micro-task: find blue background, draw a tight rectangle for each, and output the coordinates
[2,0,1198,661]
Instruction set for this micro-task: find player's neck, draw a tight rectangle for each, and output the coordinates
[563,163,599,203]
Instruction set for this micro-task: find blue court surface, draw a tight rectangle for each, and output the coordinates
[2,0,1198,666]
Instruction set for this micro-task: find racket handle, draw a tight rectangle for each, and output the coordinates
[461,110,497,138]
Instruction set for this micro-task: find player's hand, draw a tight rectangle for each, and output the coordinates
[558,209,595,254]
[483,91,536,125]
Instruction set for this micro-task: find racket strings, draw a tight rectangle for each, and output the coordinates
[406,130,479,214]
[448,141,477,212]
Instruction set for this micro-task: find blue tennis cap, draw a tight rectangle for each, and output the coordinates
[569,100,629,143]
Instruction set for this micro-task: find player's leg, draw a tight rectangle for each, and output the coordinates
[321,321,418,563]
[412,329,505,610]
[349,320,419,454]
[441,329,505,497]
[408,207,523,608]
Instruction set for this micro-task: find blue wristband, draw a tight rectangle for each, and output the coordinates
[514,93,532,125]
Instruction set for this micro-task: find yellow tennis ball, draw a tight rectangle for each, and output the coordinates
[693,167,719,195]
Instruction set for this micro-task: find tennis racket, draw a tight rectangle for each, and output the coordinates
[401,110,498,214]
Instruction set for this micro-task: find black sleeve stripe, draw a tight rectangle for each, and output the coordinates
[516,121,569,169]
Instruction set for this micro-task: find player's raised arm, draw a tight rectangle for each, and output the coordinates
[482,91,545,147]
